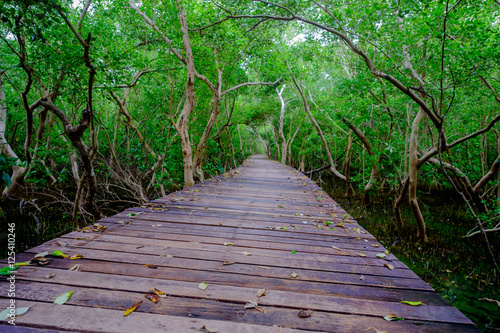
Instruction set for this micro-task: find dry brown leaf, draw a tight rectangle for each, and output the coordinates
[384,263,394,270]
[298,309,314,318]
[123,301,142,316]
[144,293,160,303]
[257,288,268,298]
[68,264,80,271]
[144,264,158,269]
[200,325,218,333]
[244,301,264,313]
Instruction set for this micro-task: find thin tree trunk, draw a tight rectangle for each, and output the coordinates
[344,131,353,196]
[409,109,428,242]
[277,84,287,164]
[289,71,345,181]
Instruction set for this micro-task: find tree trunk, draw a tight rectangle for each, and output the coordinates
[409,109,428,242]
[344,131,353,196]
[277,85,287,164]
[0,72,27,198]
[289,73,345,181]
[176,7,196,188]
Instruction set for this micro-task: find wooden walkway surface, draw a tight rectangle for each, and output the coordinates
[1,155,478,332]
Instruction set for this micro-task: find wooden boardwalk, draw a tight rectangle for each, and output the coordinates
[1,155,478,332]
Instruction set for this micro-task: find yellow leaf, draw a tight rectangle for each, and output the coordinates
[401,300,422,306]
[69,254,84,260]
[291,272,298,278]
[123,301,142,316]
[357,253,367,257]
[150,288,167,298]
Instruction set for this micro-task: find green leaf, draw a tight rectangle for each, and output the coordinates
[54,291,73,305]
[52,250,68,258]
[2,171,11,187]
[0,266,17,273]
[401,301,422,306]
[0,306,31,320]
[376,253,386,258]
[291,250,296,254]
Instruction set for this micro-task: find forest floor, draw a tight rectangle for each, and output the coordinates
[320,179,500,332]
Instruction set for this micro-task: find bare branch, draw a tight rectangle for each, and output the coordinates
[78,0,93,31]
[221,78,280,96]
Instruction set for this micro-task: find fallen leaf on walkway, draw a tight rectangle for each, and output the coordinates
[123,301,142,316]
[293,226,299,229]
[401,300,422,306]
[242,251,251,256]
[372,244,380,247]
[52,249,68,258]
[291,250,296,254]
[69,264,80,271]
[0,307,30,320]
[198,282,208,290]
[223,261,235,265]
[144,264,158,269]
[259,266,270,270]
[357,253,367,257]
[298,309,314,318]
[479,298,500,308]
[359,275,365,280]
[244,301,264,313]
[384,263,394,270]
[283,226,288,231]
[336,223,345,228]
[376,253,386,259]
[295,213,303,216]
[223,242,233,246]
[365,328,387,333]
[331,245,342,251]
[291,272,298,278]
[257,288,268,297]
[383,314,403,321]
[45,272,56,279]
[54,291,73,305]
[200,325,218,333]
[69,254,84,260]
[57,241,68,247]
[126,213,137,217]
[145,293,160,303]
[35,251,49,258]
[30,256,51,266]
[150,288,167,298]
